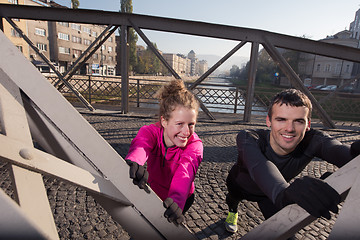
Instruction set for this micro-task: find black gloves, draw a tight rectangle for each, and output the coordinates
[350,140,360,158]
[125,160,150,193]
[163,198,185,226]
[275,176,340,220]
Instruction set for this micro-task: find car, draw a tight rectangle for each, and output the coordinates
[340,85,355,93]
[312,85,326,90]
[320,85,337,91]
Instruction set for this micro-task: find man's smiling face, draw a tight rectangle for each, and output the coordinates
[266,103,311,155]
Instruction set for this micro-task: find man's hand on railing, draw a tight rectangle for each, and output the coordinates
[275,176,341,220]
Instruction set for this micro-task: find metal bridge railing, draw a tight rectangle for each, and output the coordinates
[47,75,269,115]
[47,75,360,121]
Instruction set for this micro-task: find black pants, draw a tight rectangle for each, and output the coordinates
[226,174,281,220]
[183,193,195,214]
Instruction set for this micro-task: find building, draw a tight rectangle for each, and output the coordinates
[350,8,360,40]
[24,0,52,72]
[197,60,208,75]
[163,53,191,76]
[298,30,360,87]
[187,50,208,76]
[49,21,116,75]
[0,0,29,59]
[187,50,196,76]
[1,0,117,76]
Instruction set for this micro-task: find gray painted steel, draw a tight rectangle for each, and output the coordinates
[0,30,195,239]
[241,155,360,239]
[1,4,360,63]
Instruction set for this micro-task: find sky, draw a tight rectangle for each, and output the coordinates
[60,0,360,68]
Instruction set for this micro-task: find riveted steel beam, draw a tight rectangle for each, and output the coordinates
[1,4,360,63]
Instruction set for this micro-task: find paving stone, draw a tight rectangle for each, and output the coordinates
[1,112,359,240]
[81,225,93,233]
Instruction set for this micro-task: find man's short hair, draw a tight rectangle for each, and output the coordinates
[268,89,312,119]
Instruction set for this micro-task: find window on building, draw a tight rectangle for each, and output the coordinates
[58,22,69,27]
[92,68,100,75]
[73,49,82,58]
[107,67,115,75]
[298,63,305,72]
[92,31,97,37]
[101,45,106,51]
[59,47,70,54]
[37,43,47,51]
[101,55,106,61]
[93,53,98,59]
[84,39,92,45]
[335,63,342,74]
[325,64,331,72]
[316,64,321,72]
[35,28,46,36]
[109,56,113,61]
[108,37,113,42]
[108,46,113,52]
[72,36,81,44]
[8,0,18,4]
[71,23,81,31]
[83,27,91,35]
[11,28,21,37]
[346,65,350,73]
[16,45,23,53]
[58,32,70,41]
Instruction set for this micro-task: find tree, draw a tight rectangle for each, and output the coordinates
[119,0,138,73]
[229,65,240,78]
[71,0,79,9]
[135,44,164,75]
[256,49,277,84]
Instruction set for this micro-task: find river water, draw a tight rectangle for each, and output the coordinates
[137,77,267,116]
[200,77,267,115]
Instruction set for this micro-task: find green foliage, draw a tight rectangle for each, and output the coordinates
[71,0,79,9]
[121,0,133,12]
[135,44,166,74]
[228,48,301,87]
[229,65,240,78]
[119,0,138,72]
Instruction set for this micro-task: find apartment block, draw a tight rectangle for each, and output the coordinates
[297,30,360,87]
[49,21,116,75]
[1,0,117,76]
[350,8,360,40]
[163,53,191,76]
[0,0,29,59]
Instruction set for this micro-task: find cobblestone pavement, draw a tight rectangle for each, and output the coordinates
[1,110,360,240]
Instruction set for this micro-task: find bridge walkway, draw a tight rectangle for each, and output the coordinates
[1,104,356,239]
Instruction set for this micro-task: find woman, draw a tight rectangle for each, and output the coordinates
[125,79,203,225]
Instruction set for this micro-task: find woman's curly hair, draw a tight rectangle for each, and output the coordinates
[156,79,199,121]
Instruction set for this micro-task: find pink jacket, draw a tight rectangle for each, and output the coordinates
[125,122,203,210]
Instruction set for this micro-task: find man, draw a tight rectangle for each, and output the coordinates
[224,88,360,233]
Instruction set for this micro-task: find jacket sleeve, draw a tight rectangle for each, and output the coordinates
[237,130,289,203]
[125,125,157,166]
[304,129,353,168]
[168,135,203,210]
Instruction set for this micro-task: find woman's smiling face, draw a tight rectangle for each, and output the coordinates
[161,106,197,148]
[266,103,311,155]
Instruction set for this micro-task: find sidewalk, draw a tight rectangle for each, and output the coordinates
[1,104,359,239]
[75,105,359,239]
